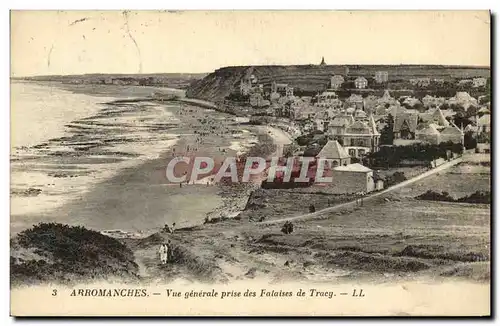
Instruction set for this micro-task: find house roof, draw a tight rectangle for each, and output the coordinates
[316,140,350,159]
[368,114,380,135]
[418,111,432,122]
[381,90,392,99]
[433,108,450,126]
[317,109,336,119]
[440,123,463,135]
[346,120,371,134]
[355,77,368,82]
[415,123,440,135]
[331,75,345,82]
[393,113,419,133]
[334,163,372,173]
[330,115,354,127]
[418,108,449,127]
[355,109,367,117]
[390,105,406,116]
[348,94,363,101]
[440,109,456,119]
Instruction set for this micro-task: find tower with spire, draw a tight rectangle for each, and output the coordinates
[320,57,326,66]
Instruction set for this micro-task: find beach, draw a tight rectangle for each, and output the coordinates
[10,81,266,235]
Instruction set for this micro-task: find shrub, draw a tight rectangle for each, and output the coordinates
[415,190,455,202]
[457,191,491,204]
[415,190,491,204]
[296,135,312,146]
[11,223,139,284]
[384,171,407,187]
[365,141,463,168]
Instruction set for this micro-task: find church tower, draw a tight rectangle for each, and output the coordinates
[320,57,326,66]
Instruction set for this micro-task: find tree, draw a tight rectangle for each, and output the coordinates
[413,102,425,112]
[467,106,479,117]
[453,111,472,130]
[380,114,394,145]
[477,132,490,144]
[479,95,491,105]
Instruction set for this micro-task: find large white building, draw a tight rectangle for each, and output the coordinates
[354,77,368,89]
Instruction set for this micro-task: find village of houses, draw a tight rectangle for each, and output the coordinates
[230,63,490,197]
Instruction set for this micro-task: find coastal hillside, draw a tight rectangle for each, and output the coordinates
[185,65,490,102]
[14,73,207,90]
[10,223,139,285]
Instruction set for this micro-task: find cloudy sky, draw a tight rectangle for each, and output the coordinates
[10,10,490,76]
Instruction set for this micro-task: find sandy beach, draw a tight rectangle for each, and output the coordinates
[10,81,266,235]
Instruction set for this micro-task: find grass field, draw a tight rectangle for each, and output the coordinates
[394,156,490,199]
[11,131,491,285]
[240,188,357,222]
[127,153,491,284]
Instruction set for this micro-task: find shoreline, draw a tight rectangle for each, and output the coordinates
[11,84,272,236]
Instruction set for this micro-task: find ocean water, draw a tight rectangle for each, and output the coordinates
[10,82,183,233]
[11,81,116,149]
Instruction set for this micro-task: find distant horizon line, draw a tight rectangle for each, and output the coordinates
[10,63,491,79]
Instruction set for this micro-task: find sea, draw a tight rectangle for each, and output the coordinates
[10,81,188,235]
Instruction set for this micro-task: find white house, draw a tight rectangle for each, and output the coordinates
[374,71,389,83]
[325,163,377,194]
[330,75,345,89]
[472,77,487,88]
[354,77,368,89]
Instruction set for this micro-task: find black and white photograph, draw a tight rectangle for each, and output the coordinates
[9,10,491,316]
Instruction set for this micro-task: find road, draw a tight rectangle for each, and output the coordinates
[260,155,464,226]
[260,125,293,145]
[178,97,218,109]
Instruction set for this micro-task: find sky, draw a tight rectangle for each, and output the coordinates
[10,10,491,77]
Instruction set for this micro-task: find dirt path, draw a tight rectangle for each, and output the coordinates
[178,97,218,109]
[260,156,464,225]
[261,125,293,146]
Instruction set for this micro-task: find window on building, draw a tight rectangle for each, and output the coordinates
[348,149,356,157]
[352,138,367,147]
[358,149,366,156]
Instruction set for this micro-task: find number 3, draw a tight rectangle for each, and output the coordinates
[52,289,57,296]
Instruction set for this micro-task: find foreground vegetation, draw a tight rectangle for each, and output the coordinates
[11,223,139,285]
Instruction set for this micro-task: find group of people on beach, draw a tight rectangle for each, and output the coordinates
[163,222,176,234]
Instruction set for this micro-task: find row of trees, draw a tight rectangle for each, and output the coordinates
[363,141,464,168]
[416,190,490,204]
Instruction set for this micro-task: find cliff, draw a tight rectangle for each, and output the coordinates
[16,73,207,89]
[185,65,490,102]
